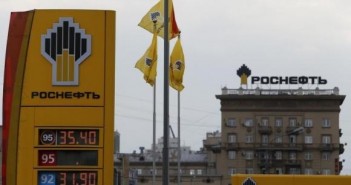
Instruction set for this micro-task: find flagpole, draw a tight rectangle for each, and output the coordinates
[152,22,157,185]
[152,80,156,185]
[177,91,181,185]
[163,1,170,185]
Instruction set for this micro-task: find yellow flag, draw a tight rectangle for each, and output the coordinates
[169,37,185,91]
[135,32,158,86]
[138,0,180,40]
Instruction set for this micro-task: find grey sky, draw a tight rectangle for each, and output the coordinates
[1,0,351,174]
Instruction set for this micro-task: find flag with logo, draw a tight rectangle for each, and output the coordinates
[169,37,185,91]
[135,32,158,86]
[138,0,180,40]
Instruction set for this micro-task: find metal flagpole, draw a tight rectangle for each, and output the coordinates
[152,22,157,185]
[177,91,181,185]
[152,80,156,185]
[163,0,170,185]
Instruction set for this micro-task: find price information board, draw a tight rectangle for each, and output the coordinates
[38,171,98,185]
[39,129,99,146]
[36,128,101,185]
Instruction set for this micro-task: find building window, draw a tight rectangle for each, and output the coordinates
[228,151,236,160]
[322,135,331,144]
[322,152,330,160]
[322,119,331,128]
[304,119,313,127]
[288,168,300,174]
[261,135,269,145]
[246,168,254,174]
[274,135,283,143]
[289,118,297,127]
[228,168,236,175]
[275,118,283,127]
[275,151,282,160]
[197,169,202,175]
[245,151,254,160]
[275,168,283,174]
[289,135,297,144]
[190,169,195,175]
[244,118,254,127]
[305,136,313,144]
[322,169,331,175]
[228,134,237,143]
[304,152,313,160]
[227,118,236,127]
[245,135,254,143]
[150,169,157,175]
[261,118,269,126]
[304,168,313,175]
[289,152,296,160]
[137,169,142,175]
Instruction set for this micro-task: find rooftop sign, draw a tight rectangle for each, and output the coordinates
[237,64,327,85]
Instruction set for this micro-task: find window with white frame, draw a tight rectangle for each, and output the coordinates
[322,118,331,128]
[289,152,296,160]
[304,168,313,175]
[275,118,283,127]
[197,169,202,175]
[245,134,254,143]
[244,118,254,127]
[289,135,297,144]
[245,151,254,160]
[228,151,236,160]
[322,135,331,144]
[261,118,269,126]
[137,169,142,175]
[227,118,236,127]
[305,136,313,144]
[189,169,195,175]
[275,168,283,174]
[304,119,313,127]
[322,169,331,175]
[228,168,236,175]
[228,134,237,143]
[150,169,157,175]
[304,152,313,160]
[322,152,330,160]
[275,151,282,160]
[274,135,283,143]
[289,118,297,127]
[262,135,269,145]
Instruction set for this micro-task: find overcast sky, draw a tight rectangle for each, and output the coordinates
[1,0,351,174]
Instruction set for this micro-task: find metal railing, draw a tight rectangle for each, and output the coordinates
[221,87,339,96]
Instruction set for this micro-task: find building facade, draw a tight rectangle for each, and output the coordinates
[115,136,222,185]
[215,87,345,185]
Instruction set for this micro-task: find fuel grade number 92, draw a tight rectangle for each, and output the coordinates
[38,171,97,185]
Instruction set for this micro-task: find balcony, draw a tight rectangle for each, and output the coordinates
[257,159,301,168]
[258,126,273,134]
[226,142,240,150]
[319,143,338,151]
[255,143,303,151]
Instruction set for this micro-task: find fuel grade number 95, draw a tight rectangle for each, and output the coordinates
[39,129,99,146]
[38,171,97,185]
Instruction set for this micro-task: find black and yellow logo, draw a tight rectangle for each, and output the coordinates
[237,64,251,85]
[41,17,91,86]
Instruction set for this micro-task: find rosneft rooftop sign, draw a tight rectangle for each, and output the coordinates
[237,64,327,85]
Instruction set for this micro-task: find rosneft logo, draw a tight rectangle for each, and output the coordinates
[41,17,91,86]
[236,64,327,85]
[237,64,251,85]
